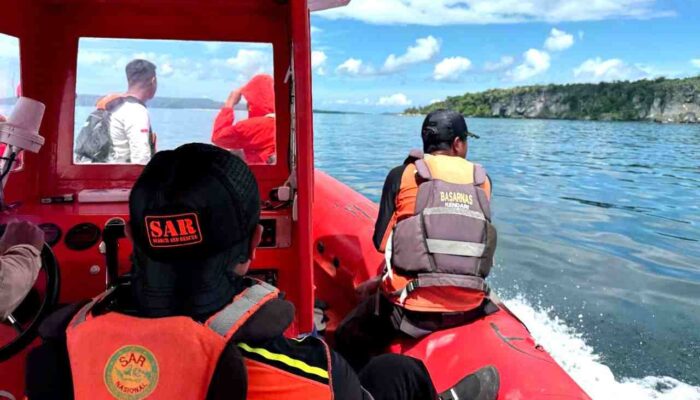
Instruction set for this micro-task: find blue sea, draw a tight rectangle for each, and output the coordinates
[37,106,700,399]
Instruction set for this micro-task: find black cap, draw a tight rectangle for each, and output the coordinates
[129,143,260,317]
[421,109,479,149]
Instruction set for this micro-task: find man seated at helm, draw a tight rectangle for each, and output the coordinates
[25,143,495,400]
[335,109,498,373]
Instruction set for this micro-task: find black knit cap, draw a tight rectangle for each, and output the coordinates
[128,143,260,317]
[421,109,479,151]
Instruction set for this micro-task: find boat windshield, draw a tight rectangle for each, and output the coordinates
[72,37,277,166]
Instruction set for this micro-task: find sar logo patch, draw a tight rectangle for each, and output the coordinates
[104,345,159,400]
[145,213,203,248]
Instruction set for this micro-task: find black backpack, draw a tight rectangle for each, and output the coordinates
[74,96,141,163]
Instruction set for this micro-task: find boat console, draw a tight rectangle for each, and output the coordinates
[3,203,293,303]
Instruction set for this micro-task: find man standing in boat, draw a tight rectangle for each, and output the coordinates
[74,59,157,164]
[25,143,494,400]
[336,110,498,372]
[211,74,277,165]
[107,59,157,164]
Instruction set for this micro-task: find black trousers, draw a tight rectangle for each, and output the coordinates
[360,354,437,400]
[336,293,494,375]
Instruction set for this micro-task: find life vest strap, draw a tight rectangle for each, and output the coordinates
[414,158,432,180]
[390,306,432,338]
[395,274,488,304]
[207,280,279,338]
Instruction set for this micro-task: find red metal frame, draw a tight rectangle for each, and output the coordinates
[0,0,316,336]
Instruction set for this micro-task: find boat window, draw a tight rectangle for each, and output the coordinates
[0,33,23,171]
[73,38,276,166]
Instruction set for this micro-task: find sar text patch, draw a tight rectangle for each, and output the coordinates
[145,213,203,248]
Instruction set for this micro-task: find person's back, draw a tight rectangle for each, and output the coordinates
[27,143,339,399]
[336,109,498,371]
[108,98,153,164]
[107,59,158,165]
[211,74,276,165]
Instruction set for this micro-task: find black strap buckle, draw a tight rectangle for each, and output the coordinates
[406,280,420,294]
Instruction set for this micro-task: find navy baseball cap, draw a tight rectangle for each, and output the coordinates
[129,143,260,317]
[421,109,479,149]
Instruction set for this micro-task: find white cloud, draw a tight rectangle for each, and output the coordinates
[433,57,472,81]
[0,34,19,59]
[484,55,515,72]
[160,63,175,77]
[544,28,574,51]
[378,93,412,106]
[336,58,375,76]
[382,36,440,73]
[510,49,551,81]
[311,26,323,35]
[573,57,648,82]
[325,97,372,106]
[224,49,271,77]
[691,59,700,68]
[312,50,328,75]
[318,0,672,25]
[430,98,443,104]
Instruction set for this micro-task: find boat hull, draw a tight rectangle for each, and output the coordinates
[312,170,590,399]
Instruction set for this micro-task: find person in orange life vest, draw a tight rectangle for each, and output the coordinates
[335,110,499,391]
[211,74,277,165]
[25,143,459,400]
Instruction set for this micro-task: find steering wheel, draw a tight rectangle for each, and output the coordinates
[0,244,60,361]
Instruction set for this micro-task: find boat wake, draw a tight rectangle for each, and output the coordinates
[502,295,700,400]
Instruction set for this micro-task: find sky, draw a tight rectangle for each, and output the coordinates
[2,0,700,113]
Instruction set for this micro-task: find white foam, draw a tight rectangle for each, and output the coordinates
[503,295,700,400]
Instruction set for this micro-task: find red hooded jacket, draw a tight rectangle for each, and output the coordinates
[211,74,276,164]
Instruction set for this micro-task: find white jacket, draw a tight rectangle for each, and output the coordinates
[108,101,153,165]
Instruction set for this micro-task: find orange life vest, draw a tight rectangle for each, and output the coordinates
[65,280,333,400]
[381,154,497,314]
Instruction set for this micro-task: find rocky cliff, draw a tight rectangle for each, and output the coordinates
[406,76,700,123]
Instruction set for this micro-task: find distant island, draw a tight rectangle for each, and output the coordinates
[75,94,228,110]
[1,95,362,115]
[405,76,700,124]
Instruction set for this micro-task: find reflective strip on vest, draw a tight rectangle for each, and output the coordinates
[426,239,486,257]
[423,207,486,221]
[238,342,330,379]
[208,281,278,337]
[414,274,487,291]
